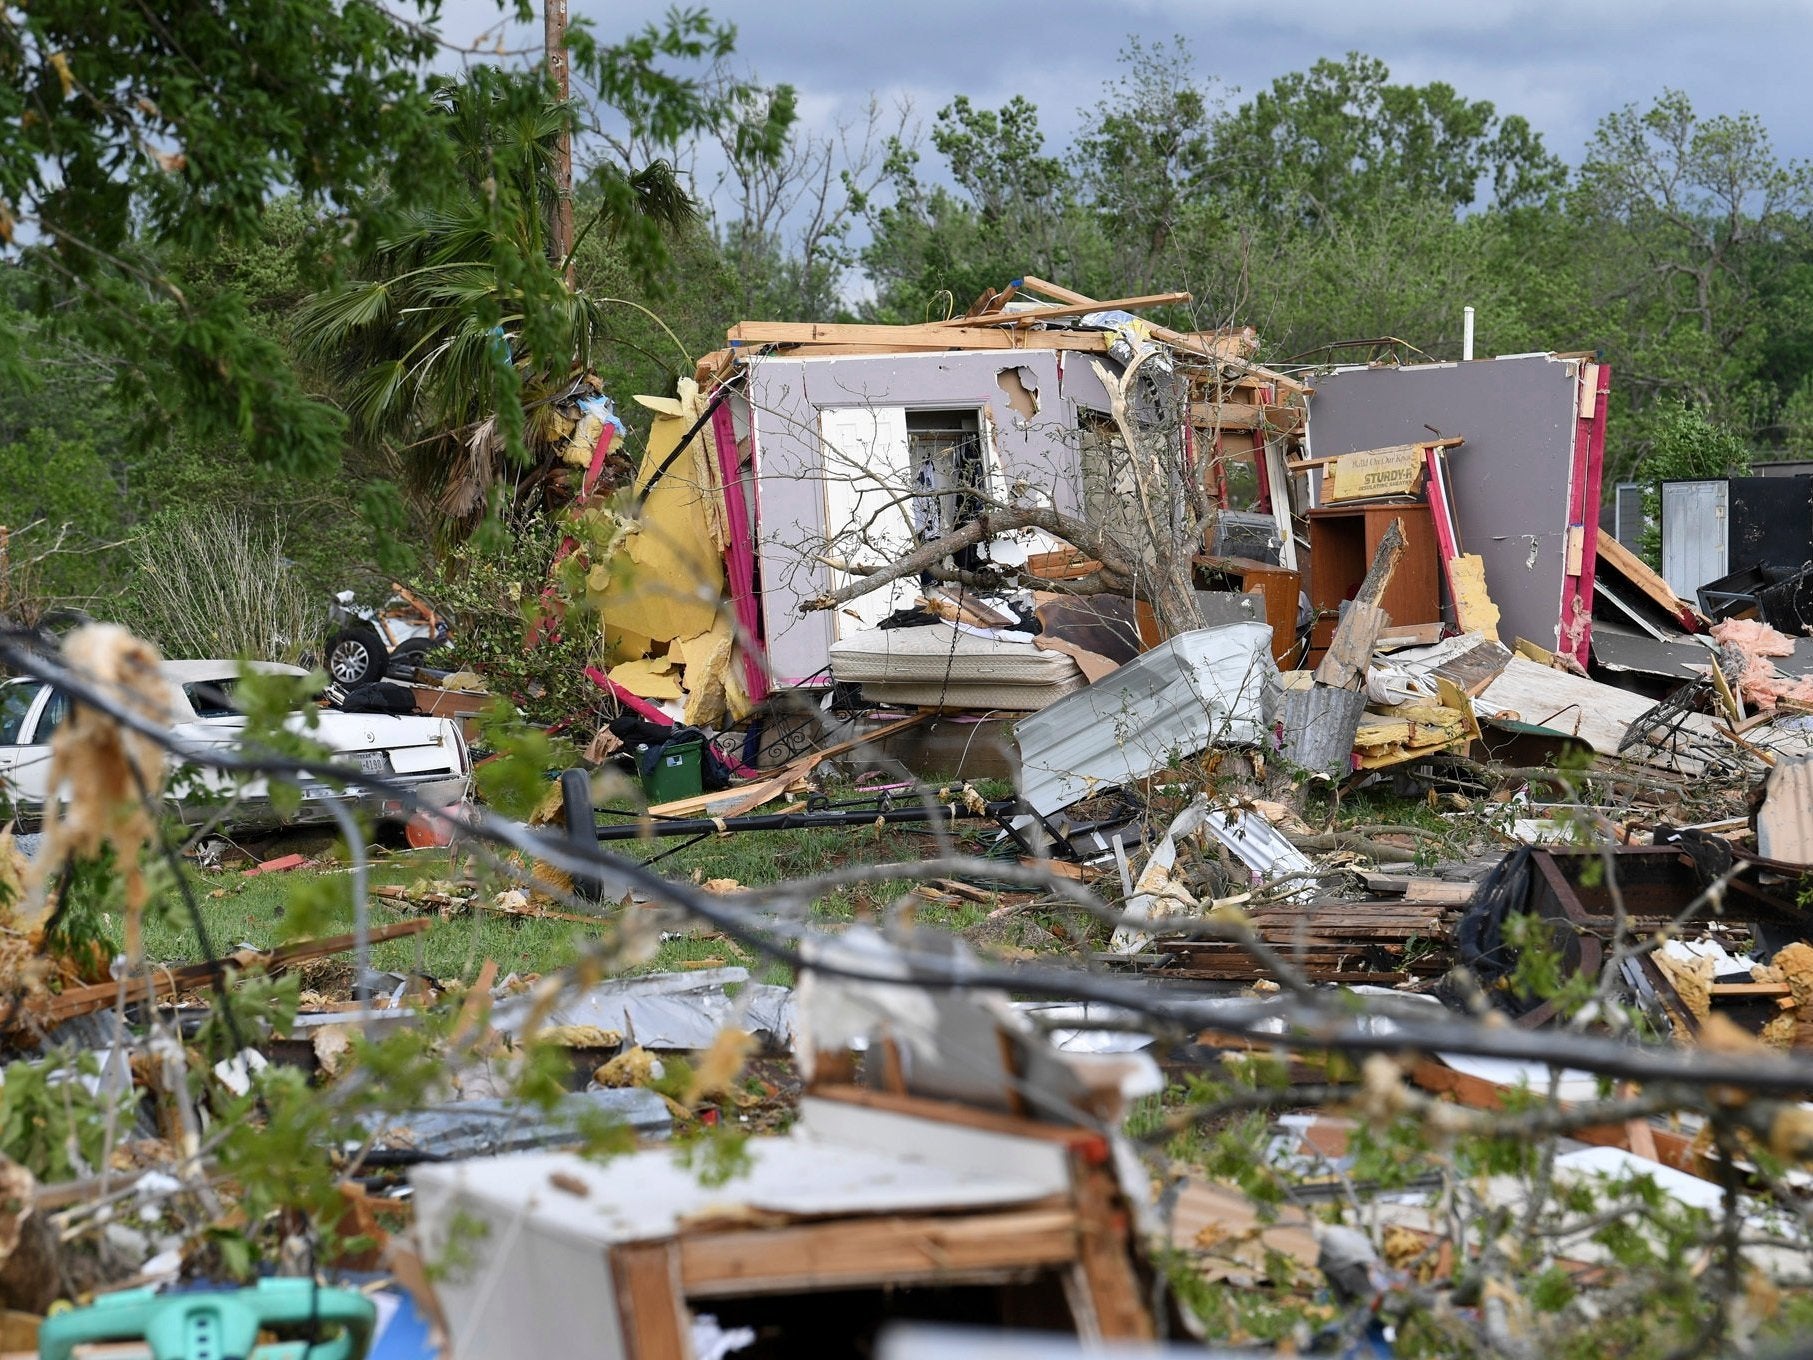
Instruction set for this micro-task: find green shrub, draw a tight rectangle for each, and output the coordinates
[424,516,603,726]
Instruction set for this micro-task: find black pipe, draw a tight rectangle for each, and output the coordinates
[635,380,735,502]
[589,798,1019,841]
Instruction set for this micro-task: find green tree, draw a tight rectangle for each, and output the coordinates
[861,95,1102,321]
[1210,53,1565,226]
[0,0,464,478]
[1570,91,1813,455]
[1072,37,1224,289]
[293,23,790,535]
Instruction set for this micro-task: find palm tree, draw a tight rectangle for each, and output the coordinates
[293,68,694,531]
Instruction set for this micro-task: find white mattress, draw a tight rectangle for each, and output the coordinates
[830,623,1085,711]
[856,676,1087,711]
[829,624,1081,686]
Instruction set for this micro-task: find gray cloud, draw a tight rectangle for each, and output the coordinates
[529,0,1813,168]
[431,0,1813,272]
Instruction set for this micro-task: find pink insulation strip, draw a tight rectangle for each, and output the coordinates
[711,399,770,703]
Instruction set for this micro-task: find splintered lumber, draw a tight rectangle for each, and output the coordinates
[1597,531,1708,629]
[1425,636,1514,696]
[930,290,1192,329]
[1357,873,1477,905]
[1352,701,1473,769]
[1134,897,1460,985]
[43,919,433,1022]
[1016,275,1309,392]
[727,321,1111,353]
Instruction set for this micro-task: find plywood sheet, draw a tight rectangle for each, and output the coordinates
[1476,654,1726,769]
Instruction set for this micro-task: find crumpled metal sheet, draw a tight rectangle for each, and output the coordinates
[1015,622,1278,817]
[360,1087,671,1161]
[488,968,794,1052]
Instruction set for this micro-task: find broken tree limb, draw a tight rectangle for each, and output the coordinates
[802,507,1132,613]
[1313,602,1388,690]
[41,919,434,1023]
[1279,832,1417,864]
[1352,515,1407,614]
[1313,518,1404,691]
[1277,686,1368,780]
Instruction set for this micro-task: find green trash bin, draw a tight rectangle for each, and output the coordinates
[641,738,703,803]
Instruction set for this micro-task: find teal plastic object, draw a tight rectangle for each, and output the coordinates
[39,1279,377,1360]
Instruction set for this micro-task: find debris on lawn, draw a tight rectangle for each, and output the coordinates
[22,274,1813,1355]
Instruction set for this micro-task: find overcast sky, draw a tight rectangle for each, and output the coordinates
[441,0,1813,182]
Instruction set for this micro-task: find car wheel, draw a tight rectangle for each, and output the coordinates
[327,626,388,687]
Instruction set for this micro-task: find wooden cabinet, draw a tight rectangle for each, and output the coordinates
[1193,555,1301,667]
[1306,502,1440,665]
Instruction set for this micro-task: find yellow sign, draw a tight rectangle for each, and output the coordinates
[1323,445,1425,502]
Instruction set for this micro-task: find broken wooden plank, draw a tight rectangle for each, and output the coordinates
[1069,1159,1158,1340]
[611,1242,692,1359]
[1355,874,1476,905]
[1709,982,1791,999]
[1376,622,1447,649]
[1597,532,1707,629]
[678,1209,1080,1297]
[727,321,1111,353]
[1015,275,1309,391]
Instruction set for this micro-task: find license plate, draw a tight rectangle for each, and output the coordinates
[353,750,390,777]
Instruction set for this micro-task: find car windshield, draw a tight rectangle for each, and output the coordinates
[0,683,40,744]
[182,678,244,720]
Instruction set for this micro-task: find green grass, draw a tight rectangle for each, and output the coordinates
[136,847,605,984]
[124,783,1017,990]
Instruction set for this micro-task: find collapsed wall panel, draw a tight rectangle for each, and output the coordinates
[1306,356,1607,664]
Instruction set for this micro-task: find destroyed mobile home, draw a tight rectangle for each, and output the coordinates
[17,281,1813,1358]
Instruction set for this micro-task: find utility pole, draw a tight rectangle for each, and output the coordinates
[545,0,574,282]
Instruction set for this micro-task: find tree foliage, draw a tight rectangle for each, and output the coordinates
[1,0,461,476]
[1211,52,1566,224]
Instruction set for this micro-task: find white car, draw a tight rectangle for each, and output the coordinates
[0,661,471,831]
